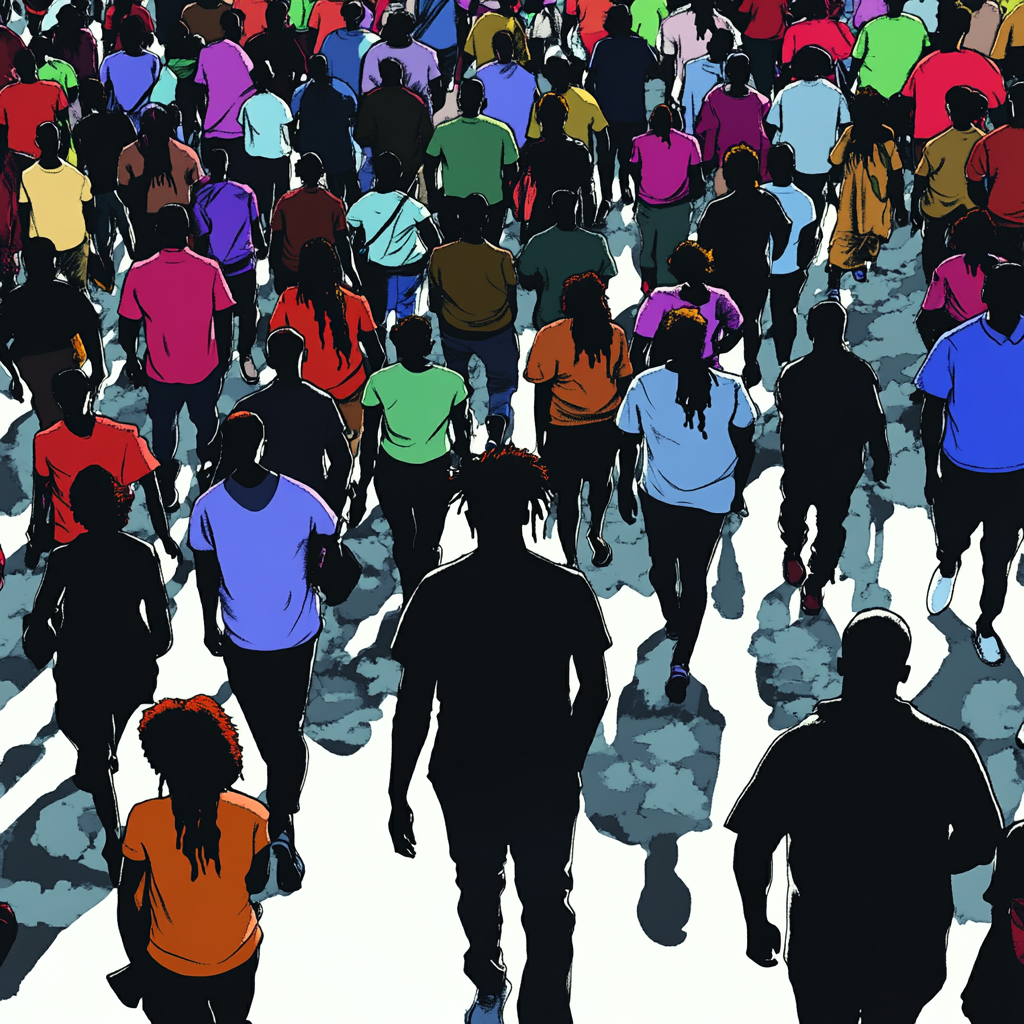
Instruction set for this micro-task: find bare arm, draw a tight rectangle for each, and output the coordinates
[733,831,783,967]
[193,549,224,656]
[119,315,145,386]
[920,393,945,506]
[449,397,471,460]
[617,431,640,525]
[728,422,755,514]
[141,545,173,657]
[116,856,150,963]
[388,664,437,857]
[569,650,609,771]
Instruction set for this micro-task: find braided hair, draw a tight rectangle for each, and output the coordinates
[296,238,352,369]
[649,104,673,147]
[562,272,613,370]
[455,446,552,542]
[656,307,714,438]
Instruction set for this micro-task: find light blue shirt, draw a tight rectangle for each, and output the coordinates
[762,183,816,276]
[766,79,850,176]
[680,56,724,136]
[241,91,293,159]
[617,366,757,511]
[915,313,1024,473]
[320,27,380,93]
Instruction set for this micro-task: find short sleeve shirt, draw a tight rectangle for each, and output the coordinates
[270,186,348,272]
[425,115,518,206]
[195,39,256,139]
[914,126,985,219]
[19,161,91,251]
[901,49,1005,140]
[526,85,607,143]
[240,91,293,159]
[428,239,517,333]
[0,80,68,158]
[851,14,929,99]
[345,190,431,267]
[630,129,702,205]
[920,254,1003,323]
[966,126,1024,227]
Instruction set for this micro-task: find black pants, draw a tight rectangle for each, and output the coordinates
[247,155,291,226]
[94,191,134,262]
[146,365,226,466]
[141,947,258,1024]
[741,35,780,97]
[638,489,725,666]
[175,76,202,145]
[130,209,161,262]
[921,205,966,283]
[326,169,360,207]
[201,137,248,183]
[769,269,807,365]
[720,271,769,372]
[932,454,1024,630]
[374,450,452,598]
[223,636,318,825]
[439,195,507,245]
[600,119,646,199]
[225,269,258,360]
[792,170,829,225]
[779,456,864,583]
[433,776,580,1024]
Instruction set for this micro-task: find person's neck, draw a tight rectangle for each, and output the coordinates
[211,174,227,184]
[399,356,429,372]
[473,529,528,558]
[555,220,577,231]
[542,126,567,139]
[987,309,1021,337]
[38,152,61,169]
[125,47,144,57]
[301,182,320,191]
[773,178,793,188]
[462,109,482,119]
[460,231,486,244]
[64,412,95,436]
[275,370,303,386]
[726,82,749,96]
[389,36,411,46]
[20,74,37,84]
[231,462,269,487]
[163,241,188,251]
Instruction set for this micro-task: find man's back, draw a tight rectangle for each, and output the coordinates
[319,26,377,90]
[72,109,137,195]
[429,238,516,332]
[193,179,259,271]
[698,187,788,278]
[1,278,96,360]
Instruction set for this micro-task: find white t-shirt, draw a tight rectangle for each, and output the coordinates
[761,182,816,276]
[766,78,850,176]
[188,475,338,651]
[241,92,293,160]
[346,190,432,267]
[617,366,757,512]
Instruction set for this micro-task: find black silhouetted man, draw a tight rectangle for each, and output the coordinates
[775,300,890,615]
[388,446,610,1024]
[727,608,1002,1024]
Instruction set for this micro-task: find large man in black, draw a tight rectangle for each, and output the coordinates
[388,447,611,1024]
[775,300,890,615]
[728,608,1002,1024]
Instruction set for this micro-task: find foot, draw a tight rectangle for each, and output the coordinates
[973,628,1006,666]
[665,623,679,642]
[595,199,611,227]
[926,565,958,615]
[620,185,634,205]
[800,579,823,616]
[240,355,259,384]
[587,532,613,568]
[271,829,305,893]
[484,413,509,451]
[665,663,689,704]
[783,551,806,586]
[742,361,762,389]
[827,287,841,301]
[465,981,511,1024]
[852,266,868,282]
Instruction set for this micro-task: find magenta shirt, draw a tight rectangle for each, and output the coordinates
[631,129,702,205]
[921,253,1005,323]
[195,39,256,139]
[634,284,744,361]
[694,84,771,179]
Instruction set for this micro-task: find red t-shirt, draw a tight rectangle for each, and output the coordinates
[103,4,155,51]
[966,125,1024,227]
[34,417,160,543]
[902,50,1006,141]
[566,0,614,55]
[270,186,348,272]
[268,286,374,399]
[740,0,789,40]
[782,17,854,63]
[0,80,69,158]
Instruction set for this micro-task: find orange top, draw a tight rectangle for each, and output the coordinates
[524,318,632,426]
[122,791,270,977]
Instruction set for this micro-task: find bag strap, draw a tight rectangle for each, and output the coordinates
[363,193,410,250]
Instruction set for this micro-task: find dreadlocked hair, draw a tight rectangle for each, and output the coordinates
[139,696,243,882]
[650,104,673,147]
[692,0,715,40]
[847,87,894,163]
[296,237,352,369]
[454,447,552,543]
[657,307,714,438]
[562,272,613,370]
[137,104,176,196]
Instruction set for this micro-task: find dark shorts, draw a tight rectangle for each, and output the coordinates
[542,419,620,485]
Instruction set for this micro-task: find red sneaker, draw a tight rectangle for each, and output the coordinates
[783,553,806,586]
[801,584,823,616]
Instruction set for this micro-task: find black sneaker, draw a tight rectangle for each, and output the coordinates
[272,830,306,893]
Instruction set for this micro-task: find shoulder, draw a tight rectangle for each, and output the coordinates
[94,415,142,439]
[221,790,270,821]
[191,479,227,517]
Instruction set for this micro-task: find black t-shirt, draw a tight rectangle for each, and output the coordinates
[520,135,593,224]
[232,379,347,500]
[1,279,99,360]
[73,110,138,195]
[697,186,791,281]
[354,87,433,186]
[587,34,657,123]
[245,28,307,102]
[297,81,356,174]
[391,549,611,784]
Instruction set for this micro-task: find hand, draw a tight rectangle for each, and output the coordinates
[388,798,416,858]
[872,459,890,485]
[924,469,940,506]
[746,919,782,967]
[204,625,225,658]
[346,483,367,528]
[730,494,749,517]
[618,483,638,525]
[910,208,924,236]
[892,205,909,229]
[124,358,145,388]
[255,246,269,261]
[9,376,23,402]
[161,536,182,560]
[24,540,41,570]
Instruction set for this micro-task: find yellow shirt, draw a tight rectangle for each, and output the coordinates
[465,12,531,67]
[526,85,608,143]
[992,3,1024,58]
[914,125,985,218]
[19,161,92,252]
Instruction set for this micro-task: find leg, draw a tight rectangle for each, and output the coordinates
[408,455,453,589]
[976,474,1024,634]
[16,348,78,430]
[638,489,683,634]
[336,390,365,457]
[932,458,984,578]
[478,326,519,422]
[792,171,827,225]
[93,192,117,264]
[779,465,814,563]
[362,262,390,326]
[673,508,726,666]
[582,420,618,560]
[806,463,863,584]
[227,270,259,362]
[374,452,422,597]
[769,269,806,366]
[55,240,90,292]
[731,275,769,386]
[141,956,215,1024]
[206,948,259,1024]
[555,475,585,567]
[145,377,188,466]
[636,202,658,293]
[182,368,226,466]
[391,268,423,320]
[484,201,506,245]
[440,329,474,393]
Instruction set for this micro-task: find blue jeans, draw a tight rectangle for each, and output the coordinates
[364,260,424,324]
[440,324,519,421]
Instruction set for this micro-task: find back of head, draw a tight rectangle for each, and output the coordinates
[724,51,750,85]
[251,58,273,91]
[296,150,324,185]
[51,367,90,412]
[793,43,833,81]
[657,307,713,436]
[265,326,305,370]
[390,314,433,361]
[383,8,414,40]
[378,55,404,86]
[707,27,734,64]
[35,120,60,157]
[372,148,403,188]
[24,236,57,280]
[562,271,613,369]
[550,188,579,223]
[766,142,795,185]
[118,13,146,49]
[13,48,36,82]
[537,90,569,132]
[604,3,632,35]
[217,410,266,478]
[309,52,328,80]
[220,8,244,42]
[839,608,912,696]
[155,203,190,248]
[79,76,105,114]
[458,192,489,235]
[939,1,970,49]
[649,103,673,144]
[69,465,131,533]
[544,54,571,91]
[208,146,229,179]
[29,33,50,62]
[456,446,552,540]
[946,85,988,128]
[982,261,1024,316]
[343,0,364,27]
[266,0,287,29]
[459,76,484,115]
[806,299,847,348]
[722,142,760,190]
[139,696,244,881]
[949,207,997,257]
[492,29,515,63]
[885,0,907,13]
[667,239,714,283]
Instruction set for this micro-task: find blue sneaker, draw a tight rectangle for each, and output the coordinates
[465,981,511,1023]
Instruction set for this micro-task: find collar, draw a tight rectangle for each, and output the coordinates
[980,316,1024,345]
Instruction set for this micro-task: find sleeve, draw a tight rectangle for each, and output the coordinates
[501,124,519,164]
[920,268,946,311]
[986,62,1008,107]
[289,84,303,117]
[835,21,855,59]
[252,805,271,854]
[452,371,468,405]
[523,329,556,383]
[566,0,578,15]
[306,486,338,535]
[516,236,539,277]
[589,92,609,132]
[781,28,795,63]
[268,293,289,331]
[633,295,662,336]
[465,20,480,60]
[117,267,143,320]
[17,175,25,205]
[852,20,868,57]
[425,123,442,157]
[139,6,154,31]
[361,374,381,407]
[117,145,132,187]
[526,100,540,139]
[188,501,217,553]
[616,379,642,433]
[914,334,954,398]
[121,805,147,861]
[900,66,916,99]
[719,290,743,330]
[723,733,794,842]
[193,192,211,236]
[567,571,612,656]
[837,91,850,124]
[33,430,50,478]
[356,294,376,332]
[194,50,208,86]
[78,169,92,201]
[887,138,902,173]
[271,195,287,231]
[390,576,443,669]
[614,326,632,379]
[212,265,236,311]
[53,82,68,112]
[501,250,517,287]
[829,126,850,167]
[694,93,719,162]
[965,136,988,182]
[116,426,160,485]
[427,250,442,288]
[425,43,441,80]
[765,95,781,132]
[731,380,757,429]
[991,14,1014,59]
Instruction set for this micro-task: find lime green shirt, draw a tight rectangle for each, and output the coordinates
[851,13,929,99]
[290,0,316,31]
[362,363,468,464]
[1001,0,1022,15]
[39,59,78,167]
[631,0,668,47]
[425,115,519,206]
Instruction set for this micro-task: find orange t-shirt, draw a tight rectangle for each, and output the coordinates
[268,285,375,399]
[122,791,270,978]
[308,0,347,51]
[524,317,632,426]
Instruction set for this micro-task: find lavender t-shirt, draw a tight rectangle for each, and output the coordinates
[474,60,537,149]
[195,39,256,139]
[188,475,338,650]
[634,284,744,361]
[631,129,702,205]
[360,39,440,115]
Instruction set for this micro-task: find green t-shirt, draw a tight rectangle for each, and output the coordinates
[425,115,519,206]
[851,13,929,99]
[631,0,668,47]
[362,363,469,464]
[39,59,78,166]
[290,0,316,31]
[518,225,617,327]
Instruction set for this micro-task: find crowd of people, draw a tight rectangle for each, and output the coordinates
[0,0,1021,1018]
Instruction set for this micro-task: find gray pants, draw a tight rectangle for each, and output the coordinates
[94,192,134,262]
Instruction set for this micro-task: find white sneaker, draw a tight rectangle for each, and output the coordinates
[926,566,958,615]
[465,981,511,1023]
[973,630,1006,667]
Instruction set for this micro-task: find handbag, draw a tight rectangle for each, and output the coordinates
[512,166,537,224]
[309,533,362,606]
[87,249,116,293]
[355,193,410,270]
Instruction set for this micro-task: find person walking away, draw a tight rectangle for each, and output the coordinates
[245,0,308,102]
[119,204,236,511]
[348,314,469,595]
[775,300,889,614]
[779,0,853,84]
[738,0,788,97]
[0,124,21,295]
[525,272,631,568]
[318,0,378,93]
[190,410,338,891]
[915,261,1024,666]
[23,465,172,885]
[618,307,757,699]
[412,0,458,95]
[679,26,732,136]
[102,0,154,51]
[182,0,235,43]
[428,192,519,447]
[0,49,69,170]
[117,695,272,1021]
[387,444,611,1024]
[163,20,204,144]
[49,4,98,81]
[98,16,162,131]
[657,0,740,104]
[728,607,1002,1024]
[239,60,293,233]
[362,10,444,116]
[464,0,530,71]
[474,29,537,150]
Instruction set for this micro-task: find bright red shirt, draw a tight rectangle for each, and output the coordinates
[782,17,854,63]
[902,50,1006,141]
[966,125,1024,227]
[739,0,789,40]
[0,80,68,158]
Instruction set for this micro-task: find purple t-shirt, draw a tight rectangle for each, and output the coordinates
[631,128,702,205]
[634,284,743,361]
[360,39,440,114]
[188,474,337,651]
[195,39,256,139]
[193,179,260,273]
[694,84,771,179]
[852,0,887,29]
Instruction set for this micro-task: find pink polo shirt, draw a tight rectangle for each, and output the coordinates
[921,253,1005,323]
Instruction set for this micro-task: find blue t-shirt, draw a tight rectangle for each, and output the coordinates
[193,180,260,273]
[914,314,1024,473]
[474,60,537,148]
[291,77,357,174]
[319,27,380,93]
[680,55,724,135]
[587,34,657,124]
[617,366,758,511]
[761,183,816,276]
[413,0,457,51]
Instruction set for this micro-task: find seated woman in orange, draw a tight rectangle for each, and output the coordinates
[268,237,383,452]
